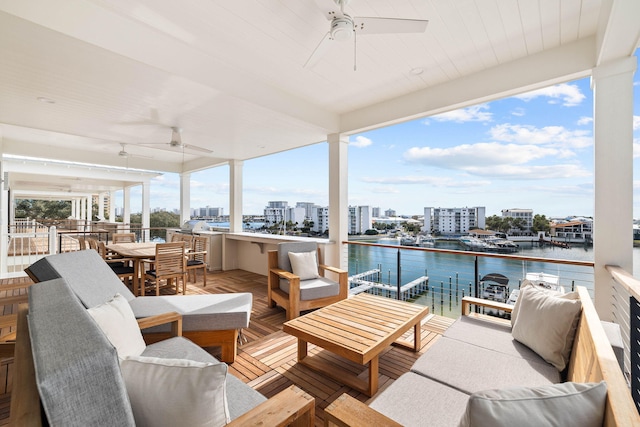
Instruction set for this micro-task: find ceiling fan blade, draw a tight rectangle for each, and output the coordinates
[183,144,212,154]
[304,31,333,68]
[354,17,428,34]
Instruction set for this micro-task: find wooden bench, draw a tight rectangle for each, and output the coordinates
[325,287,640,427]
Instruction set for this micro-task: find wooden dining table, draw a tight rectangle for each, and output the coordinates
[107,242,157,296]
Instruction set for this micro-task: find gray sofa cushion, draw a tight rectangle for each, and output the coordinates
[369,372,469,427]
[130,293,252,331]
[26,249,135,306]
[29,278,135,426]
[279,276,340,301]
[443,316,543,362]
[28,250,253,331]
[410,337,560,394]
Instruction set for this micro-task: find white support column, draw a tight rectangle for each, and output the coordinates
[229,160,244,233]
[108,191,116,222]
[85,196,90,222]
[180,172,191,226]
[98,192,105,220]
[592,57,637,320]
[123,187,131,231]
[71,198,76,219]
[0,158,8,276]
[328,133,349,270]
[141,182,150,242]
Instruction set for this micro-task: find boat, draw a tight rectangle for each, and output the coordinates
[506,272,566,305]
[400,235,417,246]
[416,234,435,247]
[480,273,510,303]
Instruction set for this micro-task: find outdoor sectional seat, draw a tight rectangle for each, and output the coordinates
[25,249,251,363]
[12,277,314,426]
[325,287,640,427]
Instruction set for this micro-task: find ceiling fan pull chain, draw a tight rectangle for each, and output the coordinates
[353,29,357,71]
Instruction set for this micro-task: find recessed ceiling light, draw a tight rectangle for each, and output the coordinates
[410,68,424,75]
[37,96,56,104]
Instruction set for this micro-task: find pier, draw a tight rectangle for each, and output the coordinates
[348,269,429,301]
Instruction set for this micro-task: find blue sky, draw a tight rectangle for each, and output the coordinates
[130,55,640,219]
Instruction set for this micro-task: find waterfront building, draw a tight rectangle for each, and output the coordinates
[295,202,317,220]
[372,207,381,218]
[424,207,486,236]
[384,208,396,218]
[312,206,330,234]
[197,206,223,218]
[550,218,593,242]
[501,208,533,235]
[264,201,288,225]
[348,205,373,234]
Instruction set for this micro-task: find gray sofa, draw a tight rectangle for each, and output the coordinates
[325,289,638,427]
[17,277,314,426]
[26,250,252,362]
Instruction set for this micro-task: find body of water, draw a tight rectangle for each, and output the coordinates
[347,238,636,318]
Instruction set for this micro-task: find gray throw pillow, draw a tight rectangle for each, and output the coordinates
[458,381,607,427]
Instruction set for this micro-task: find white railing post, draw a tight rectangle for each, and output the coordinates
[0,227,7,276]
[49,226,58,255]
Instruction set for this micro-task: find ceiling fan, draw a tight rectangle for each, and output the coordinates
[305,0,429,70]
[118,143,152,159]
[140,127,213,154]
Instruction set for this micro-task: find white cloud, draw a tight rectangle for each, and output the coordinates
[515,83,585,107]
[362,175,491,188]
[634,115,640,131]
[404,142,573,169]
[489,124,591,149]
[577,117,593,126]
[431,104,492,123]
[462,164,591,179]
[634,141,640,158]
[511,107,525,117]
[350,135,373,148]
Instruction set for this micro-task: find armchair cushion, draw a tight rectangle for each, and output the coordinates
[288,250,319,280]
[87,293,146,360]
[511,285,581,371]
[121,355,230,427]
[280,277,341,301]
[458,381,607,427]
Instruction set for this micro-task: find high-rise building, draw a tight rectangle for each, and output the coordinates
[264,201,288,224]
[349,205,373,234]
[372,207,381,218]
[384,208,396,218]
[296,202,317,220]
[424,207,486,235]
[312,206,329,234]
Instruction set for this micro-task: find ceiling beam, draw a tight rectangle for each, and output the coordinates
[596,0,640,66]
[339,37,596,134]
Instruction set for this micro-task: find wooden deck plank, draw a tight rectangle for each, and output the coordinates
[0,269,451,426]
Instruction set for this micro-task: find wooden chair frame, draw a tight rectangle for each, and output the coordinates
[267,247,348,320]
[112,232,136,244]
[186,236,208,287]
[143,242,187,296]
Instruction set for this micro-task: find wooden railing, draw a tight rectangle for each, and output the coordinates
[606,265,640,413]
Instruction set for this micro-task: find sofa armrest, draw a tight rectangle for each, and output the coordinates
[461,296,513,315]
[137,312,182,337]
[318,264,347,276]
[324,393,401,427]
[270,267,299,282]
[227,385,315,427]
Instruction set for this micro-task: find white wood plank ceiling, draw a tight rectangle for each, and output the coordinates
[0,0,638,185]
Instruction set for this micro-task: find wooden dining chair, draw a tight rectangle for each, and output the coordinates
[143,242,186,296]
[186,236,208,287]
[76,237,88,251]
[97,241,135,289]
[171,233,193,247]
[112,232,136,244]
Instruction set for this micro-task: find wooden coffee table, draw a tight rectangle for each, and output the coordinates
[283,293,429,397]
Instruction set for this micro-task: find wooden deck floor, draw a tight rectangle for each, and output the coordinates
[0,269,454,426]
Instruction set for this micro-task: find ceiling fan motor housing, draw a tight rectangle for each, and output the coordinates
[331,16,354,41]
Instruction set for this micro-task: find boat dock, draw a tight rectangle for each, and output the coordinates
[349,269,429,301]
